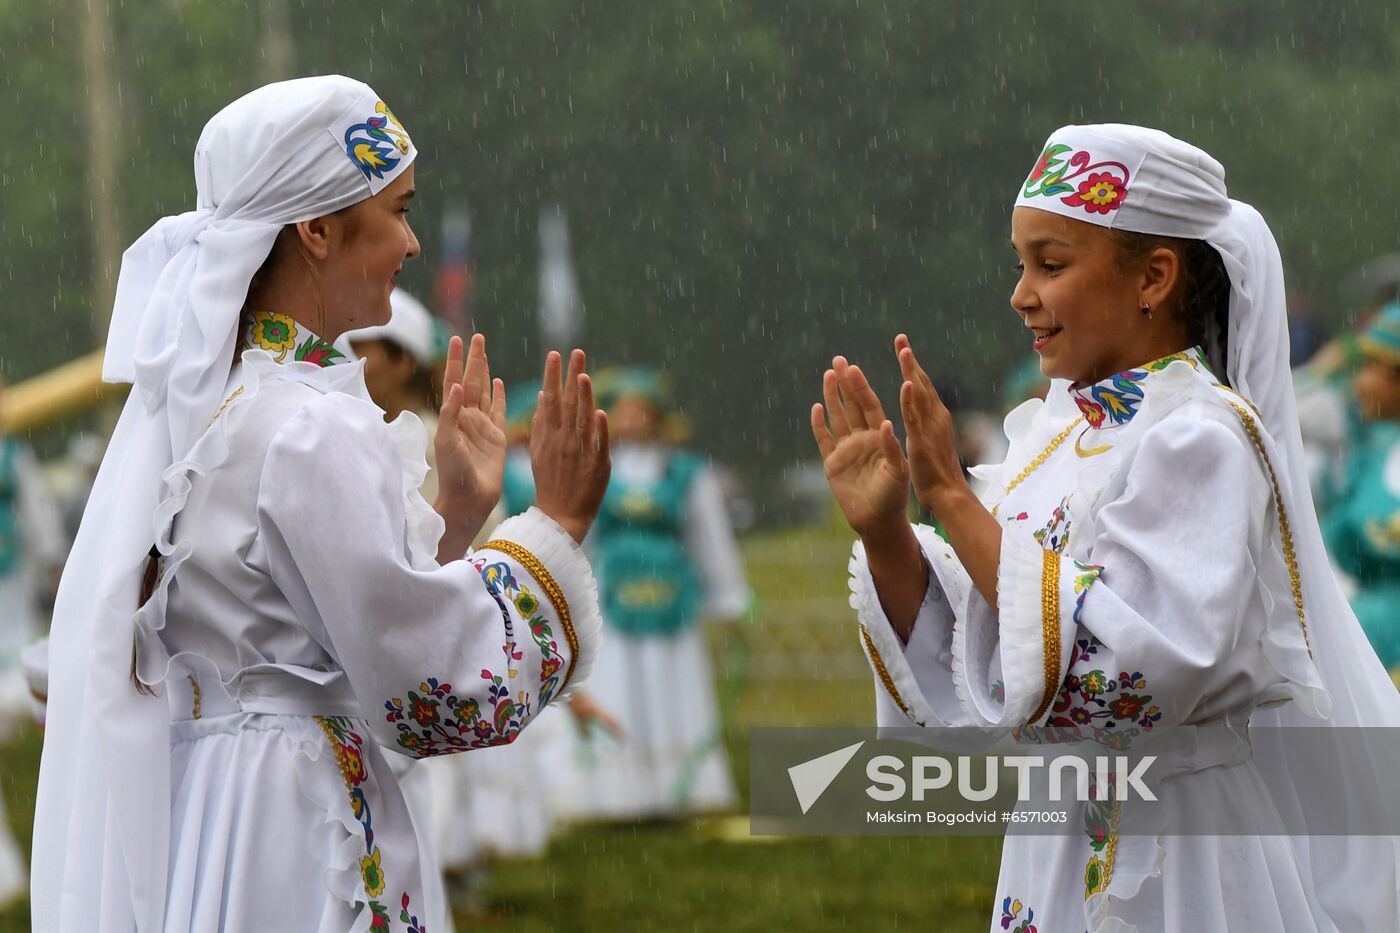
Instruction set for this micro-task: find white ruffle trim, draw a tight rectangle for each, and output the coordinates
[281,713,381,929]
[482,507,603,701]
[846,526,960,728]
[384,409,446,571]
[133,353,369,693]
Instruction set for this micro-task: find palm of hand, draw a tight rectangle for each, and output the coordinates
[436,406,506,503]
[824,427,908,535]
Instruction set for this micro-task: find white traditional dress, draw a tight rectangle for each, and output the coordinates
[126,314,601,930]
[550,441,750,821]
[854,349,1339,930]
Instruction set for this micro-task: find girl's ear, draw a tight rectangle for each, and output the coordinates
[1140,245,1181,313]
[295,215,333,261]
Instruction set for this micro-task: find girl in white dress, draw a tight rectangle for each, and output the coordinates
[552,369,750,821]
[813,124,1400,931]
[33,76,610,932]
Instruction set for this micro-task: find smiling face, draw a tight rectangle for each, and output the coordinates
[1010,206,1185,383]
[317,165,421,338]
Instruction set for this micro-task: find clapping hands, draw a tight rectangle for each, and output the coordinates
[811,335,965,534]
[531,349,611,544]
[434,334,507,546]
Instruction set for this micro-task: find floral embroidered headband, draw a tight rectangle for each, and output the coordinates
[1013,129,1148,229]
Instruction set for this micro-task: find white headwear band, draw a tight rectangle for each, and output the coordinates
[1018,124,1400,927]
[34,76,415,931]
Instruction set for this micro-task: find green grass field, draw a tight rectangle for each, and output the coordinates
[0,518,1004,931]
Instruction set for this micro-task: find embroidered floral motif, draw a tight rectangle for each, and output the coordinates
[1082,775,1120,899]
[383,554,568,755]
[246,310,298,362]
[476,555,569,706]
[400,892,426,933]
[1072,562,1101,625]
[345,102,411,180]
[295,335,346,367]
[314,716,423,930]
[240,312,348,368]
[1068,349,1203,429]
[1033,496,1073,554]
[1073,171,1126,214]
[999,896,1038,932]
[1048,640,1162,735]
[1021,142,1131,216]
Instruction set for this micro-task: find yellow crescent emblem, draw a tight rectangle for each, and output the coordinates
[1074,426,1113,458]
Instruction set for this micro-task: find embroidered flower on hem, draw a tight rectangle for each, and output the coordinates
[1084,854,1107,898]
[361,847,386,897]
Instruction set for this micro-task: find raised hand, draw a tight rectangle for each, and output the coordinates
[531,349,611,544]
[810,356,910,538]
[894,334,966,514]
[434,334,507,554]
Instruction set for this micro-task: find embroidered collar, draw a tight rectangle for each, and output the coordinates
[239,310,348,368]
[1068,346,1210,429]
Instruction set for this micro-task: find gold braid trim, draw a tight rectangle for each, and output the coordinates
[314,716,357,795]
[1103,798,1122,889]
[480,539,581,692]
[206,385,245,428]
[1222,399,1312,654]
[859,624,923,725]
[992,418,1083,518]
[187,675,202,720]
[1029,548,1062,725]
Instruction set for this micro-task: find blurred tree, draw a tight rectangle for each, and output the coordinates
[4,0,1400,500]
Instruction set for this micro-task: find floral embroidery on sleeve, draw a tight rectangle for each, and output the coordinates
[1047,637,1162,736]
[382,555,569,756]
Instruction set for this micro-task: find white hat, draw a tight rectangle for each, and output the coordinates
[348,288,436,364]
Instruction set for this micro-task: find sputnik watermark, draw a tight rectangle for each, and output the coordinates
[786,744,1154,816]
[753,726,1400,836]
[864,754,1156,803]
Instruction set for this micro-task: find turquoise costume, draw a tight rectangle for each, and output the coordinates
[1323,420,1400,671]
[1322,302,1400,673]
[0,437,21,577]
[593,450,704,637]
[501,457,536,517]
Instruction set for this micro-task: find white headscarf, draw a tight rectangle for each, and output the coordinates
[1017,124,1400,928]
[33,76,416,932]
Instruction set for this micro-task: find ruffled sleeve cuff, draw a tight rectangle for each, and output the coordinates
[850,524,967,727]
[477,506,603,701]
[960,529,1102,726]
